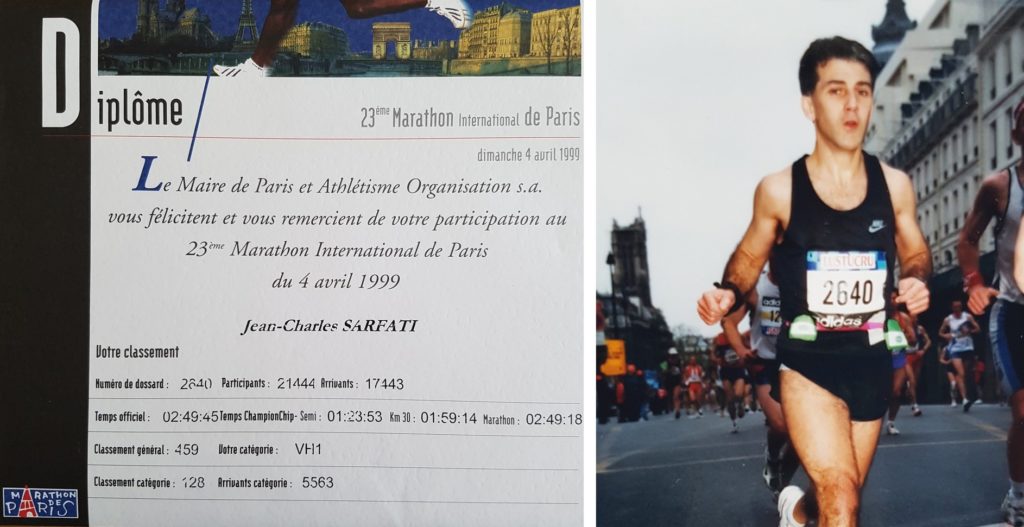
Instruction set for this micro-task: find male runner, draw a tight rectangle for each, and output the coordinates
[723,264,801,499]
[664,348,685,419]
[713,332,748,433]
[938,300,980,412]
[683,356,704,418]
[957,95,1024,526]
[903,317,930,416]
[697,37,930,527]
[885,304,916,435]
[213,0,472,77]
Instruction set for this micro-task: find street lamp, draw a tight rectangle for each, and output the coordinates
[606,251,617,339]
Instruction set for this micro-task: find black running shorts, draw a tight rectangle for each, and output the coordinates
[772,346,891,422]
[720,366,747,383]
[749,358,780,387]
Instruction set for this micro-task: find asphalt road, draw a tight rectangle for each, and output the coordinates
[597,403,1011,527]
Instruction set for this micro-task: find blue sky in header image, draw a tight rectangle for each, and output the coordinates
[99,0,579,52]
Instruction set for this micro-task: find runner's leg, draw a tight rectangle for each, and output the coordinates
[252,0,301,67]
[781,369,864,526]
[953,357,968,402]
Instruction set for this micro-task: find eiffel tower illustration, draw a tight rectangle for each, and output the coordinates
[17,486,37,518]
[234,0,260,50]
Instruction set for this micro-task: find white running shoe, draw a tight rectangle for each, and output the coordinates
[1003,490,1024,527]
[213,58,269,78]
[763,447,782,493]
[911,404,922,417]
[426,0,472,29]
[973,399,983,406]
[949,400,958,407]
[886,421,900,435]
[777,485,806,527]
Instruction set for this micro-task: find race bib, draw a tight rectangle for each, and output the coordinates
[952,335,973,351]
[760,296,781,337]
[806,251,887,330]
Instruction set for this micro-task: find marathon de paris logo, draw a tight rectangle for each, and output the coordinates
[2,486,78,519]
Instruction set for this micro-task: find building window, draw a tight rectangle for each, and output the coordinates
[990,55,998,99]
[942,143,949,177]
[973,117,979,159]
[1010,107,1017,159]
[952,133,959,172]
[1007,41,1014,85]
[962,125,969,163]
[992,120,999,169]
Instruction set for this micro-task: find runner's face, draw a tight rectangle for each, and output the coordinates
[803,59,873,151]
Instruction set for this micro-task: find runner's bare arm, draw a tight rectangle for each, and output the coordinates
[966,314,981,334]
[883,165,931,314]
[722,290,755,359]
[697,173,786,325]
[958,171,1006,314]
[723,176,786,292]
[938,318,952,341]
[918,326,932,352]
[1017,214,1024,290]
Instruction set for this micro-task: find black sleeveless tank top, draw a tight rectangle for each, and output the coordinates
[774,152,897,356]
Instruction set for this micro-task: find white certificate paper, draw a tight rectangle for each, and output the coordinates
[2,1,582,525]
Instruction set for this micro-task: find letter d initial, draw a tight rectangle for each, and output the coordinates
[41,18,80,128]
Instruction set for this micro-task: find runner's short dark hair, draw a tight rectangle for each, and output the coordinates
[799,37,879,95]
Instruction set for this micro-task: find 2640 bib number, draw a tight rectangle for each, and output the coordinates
[821,279,875,307]
[806,251,886,316]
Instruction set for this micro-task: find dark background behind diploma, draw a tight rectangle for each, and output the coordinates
[1,1,91,525]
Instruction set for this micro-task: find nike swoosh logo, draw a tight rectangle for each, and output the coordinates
[869,224,884,233]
